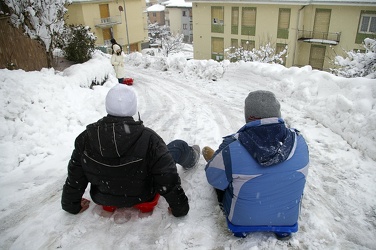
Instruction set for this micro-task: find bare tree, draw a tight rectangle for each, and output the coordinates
[161,33,184,57]
[4,0,70,67]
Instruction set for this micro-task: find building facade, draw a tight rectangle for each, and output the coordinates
[165,1,193,43]
[66,0,149,53]
[187,0,376,70]
[147,4,166,25]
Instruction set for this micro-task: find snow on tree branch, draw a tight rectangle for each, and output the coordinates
[225,43,287,65]
[4,0,71,52]
[330,38,376,79]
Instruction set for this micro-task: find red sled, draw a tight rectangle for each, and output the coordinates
[123,78,134,85]
[102,193,160,213]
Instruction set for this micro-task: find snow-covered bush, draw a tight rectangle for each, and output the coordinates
[330,38,376,79]
[4,0,71,67]
[225,43,287,64]
[59,25,96,63]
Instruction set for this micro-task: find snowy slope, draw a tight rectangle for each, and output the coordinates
[0,51,375,250]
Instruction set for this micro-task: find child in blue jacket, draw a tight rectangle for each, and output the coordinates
[203,90,309,240]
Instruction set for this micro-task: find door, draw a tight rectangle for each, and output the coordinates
[309,45,326,70]
[313,9,331,40]
[99,4,110,19]
[102,29,111,43]
[99,4,111,45]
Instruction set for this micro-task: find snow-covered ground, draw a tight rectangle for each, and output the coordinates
[0,49,375,250]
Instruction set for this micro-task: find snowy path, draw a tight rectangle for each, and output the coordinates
[0,61,375,250]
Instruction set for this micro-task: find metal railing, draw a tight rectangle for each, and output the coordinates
[94,16,122,28]
[298,30,341,43]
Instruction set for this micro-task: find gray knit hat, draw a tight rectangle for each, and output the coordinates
[244,90,281,122]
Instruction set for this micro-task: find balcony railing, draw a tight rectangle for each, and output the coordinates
[94,16,122,28]
[298,30,341,45]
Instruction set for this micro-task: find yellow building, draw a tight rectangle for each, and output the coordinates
[66,0,149,53]
[187,0,376,70]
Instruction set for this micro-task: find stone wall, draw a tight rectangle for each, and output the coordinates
[0,16,48,71]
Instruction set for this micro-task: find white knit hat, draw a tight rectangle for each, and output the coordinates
[105,84,137,117]
[113,44,121,53]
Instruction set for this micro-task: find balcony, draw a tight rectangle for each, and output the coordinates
[94,16,122,28]
[298,30,341,45]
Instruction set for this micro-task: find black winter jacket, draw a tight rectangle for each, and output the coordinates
[61,116,189,217]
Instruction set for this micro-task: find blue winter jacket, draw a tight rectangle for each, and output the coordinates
[205,118,309,226]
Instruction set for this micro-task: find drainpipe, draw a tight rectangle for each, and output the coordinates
[292,5,306,66]
[122,0,130,54]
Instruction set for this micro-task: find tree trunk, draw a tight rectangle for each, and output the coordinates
[46,50,53,68]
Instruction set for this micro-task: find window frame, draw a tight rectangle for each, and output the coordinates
[355,11,376,44]
[277,8,291,39]
[241,7,257,36]
[359,13,376,34]
[211,37,224,61]
[231,7,239,35]
[211,6,224,33]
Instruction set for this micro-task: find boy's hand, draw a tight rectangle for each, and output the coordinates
[79,198,90,213]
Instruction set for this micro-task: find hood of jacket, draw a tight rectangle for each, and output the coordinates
[85,115,144,158]
[236,118,295,167]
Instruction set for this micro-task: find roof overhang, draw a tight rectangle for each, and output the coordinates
[185,0,376,7]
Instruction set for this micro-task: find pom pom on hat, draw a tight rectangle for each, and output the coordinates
[106,84,137,117]
[244,90,281,122]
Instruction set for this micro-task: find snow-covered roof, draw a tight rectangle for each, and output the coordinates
[147,4,166,12]
[185,0,376,6]
[164,0,192,8]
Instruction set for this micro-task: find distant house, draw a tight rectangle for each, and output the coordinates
[146,0,161,7]
[164,0,193,43]
[187,0,376,70]
[147,4,166,25]
[66,0,149,53]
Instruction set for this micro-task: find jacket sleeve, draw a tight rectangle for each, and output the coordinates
[148,133,189,217]
[61,132,89,214]
[205,136,235,191]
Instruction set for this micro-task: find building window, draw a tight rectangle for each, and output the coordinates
[313,9,331,39]
[211,37,224,61]
[231,39,238,48]
[241,39,255,51]
[356,11,376,43]
[190,24,193,30]
[211,6,224,33]
[153,13,156,17]
[183,24,187,30]
[359,13,376,33]
[231,7,239,35]
[183,10,186,17]
[277,8,290,39]
[241,7,256,36]
[228,39,238,62]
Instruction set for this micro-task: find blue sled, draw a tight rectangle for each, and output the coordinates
[227,218,298,238]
